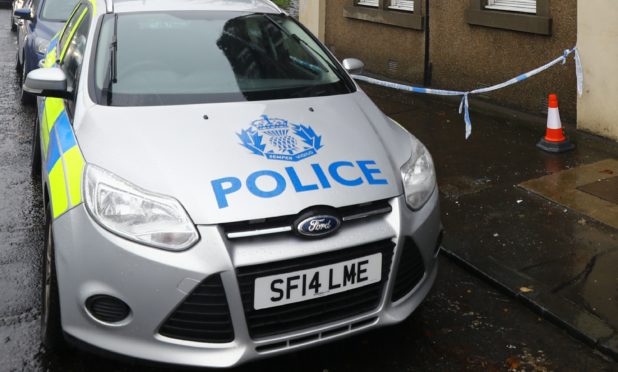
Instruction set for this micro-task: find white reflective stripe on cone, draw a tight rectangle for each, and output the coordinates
[547,108,562,130]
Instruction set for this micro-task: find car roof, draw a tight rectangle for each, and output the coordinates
[101,0,283,14]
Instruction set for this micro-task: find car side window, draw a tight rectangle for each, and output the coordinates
[57,3,86,57]
[61,11,91,114]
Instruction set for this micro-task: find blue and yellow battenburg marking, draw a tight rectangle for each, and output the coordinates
[41,98,85,219]
[38,0,97,218]
[39,0,96,218]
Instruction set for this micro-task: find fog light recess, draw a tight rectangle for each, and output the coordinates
[86,295,131,324]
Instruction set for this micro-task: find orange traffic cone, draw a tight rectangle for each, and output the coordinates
[537,94,575,153]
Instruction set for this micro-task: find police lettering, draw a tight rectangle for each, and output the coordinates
[211,160,388,209]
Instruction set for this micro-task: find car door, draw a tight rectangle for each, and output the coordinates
[38,1,91,219]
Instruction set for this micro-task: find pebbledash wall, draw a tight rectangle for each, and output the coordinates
[307,0,578,124]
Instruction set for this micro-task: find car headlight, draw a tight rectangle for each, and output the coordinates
[34,37,50,55]
[400,139,437,210]
[84,164,199,251]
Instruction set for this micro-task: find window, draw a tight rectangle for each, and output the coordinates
[40,0,80,22]
[61,10,91,116]
[357,0,378,7]
[357,0,414,11]
[93,12,354,106]
[58,4,87,54]
[389,0,414,12]
[344,0,423,30]
[466,0,551,35]
[485,0,536,14]
[30,0,41,14]
[62,12,90,93]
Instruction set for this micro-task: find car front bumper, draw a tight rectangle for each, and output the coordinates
[52,192,441,368]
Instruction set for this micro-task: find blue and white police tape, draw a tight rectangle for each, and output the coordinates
[352,47,584,139]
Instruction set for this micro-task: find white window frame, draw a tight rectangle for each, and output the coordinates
[485,0,536,14]
[357,0,379,7]
[389,0,414,12]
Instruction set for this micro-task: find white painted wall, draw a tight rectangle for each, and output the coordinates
[299,0,326,41]
[577,0,618,141]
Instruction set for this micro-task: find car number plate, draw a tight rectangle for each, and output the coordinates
[254,253,382,310]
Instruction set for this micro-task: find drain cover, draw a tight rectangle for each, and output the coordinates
[577,176,618,204]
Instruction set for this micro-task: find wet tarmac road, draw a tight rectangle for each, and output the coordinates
[0,8,615,371]
[359,62,618,356]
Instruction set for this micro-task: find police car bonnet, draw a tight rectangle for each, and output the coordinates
[77,95,402,224]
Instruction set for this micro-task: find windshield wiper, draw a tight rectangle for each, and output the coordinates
[262,14,347,83]
[106,13,118,105]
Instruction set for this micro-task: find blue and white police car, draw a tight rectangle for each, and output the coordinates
[25,0,442,367]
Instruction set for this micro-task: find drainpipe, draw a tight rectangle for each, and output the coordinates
[423,0,432,86]
[299,0,326,42]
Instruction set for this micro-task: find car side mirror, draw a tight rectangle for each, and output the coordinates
[342,58,365,75]
[24,68,71,99]
[14,8,33,21]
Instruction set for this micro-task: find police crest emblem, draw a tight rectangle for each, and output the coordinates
[237,115,323,162]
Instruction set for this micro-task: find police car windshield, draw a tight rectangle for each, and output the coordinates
[40,0,79,22]
[94,11,354,106]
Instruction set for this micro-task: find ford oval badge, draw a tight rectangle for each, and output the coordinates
[296,215,341,238]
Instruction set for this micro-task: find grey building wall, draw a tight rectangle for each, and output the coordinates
[324,0,578,122]
[325,0,426,84]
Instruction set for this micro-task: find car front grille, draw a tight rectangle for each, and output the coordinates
[222,199,392,239]
[236,239,395,339]
[159,275,235,343]
[391,238,426,302]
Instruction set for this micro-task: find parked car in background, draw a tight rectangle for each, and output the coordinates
[10,0,26,31]
[14,0,78,103]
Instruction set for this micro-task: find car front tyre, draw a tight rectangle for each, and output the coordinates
[10,6,17,32]
[41,207,66,352]
[15,49,22,73]
[31,119,41,179]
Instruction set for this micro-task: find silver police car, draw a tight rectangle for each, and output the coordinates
[25,0,442,367]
